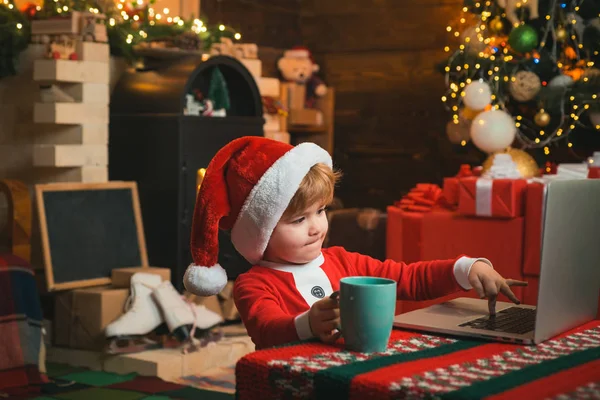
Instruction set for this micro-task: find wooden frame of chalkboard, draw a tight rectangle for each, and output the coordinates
[36,181,149,291]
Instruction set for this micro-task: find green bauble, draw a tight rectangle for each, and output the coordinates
[508,24,539,53]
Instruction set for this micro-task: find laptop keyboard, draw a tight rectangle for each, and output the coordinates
[459,307,537,334]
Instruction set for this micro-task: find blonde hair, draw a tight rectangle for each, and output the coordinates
[283,163,341,219]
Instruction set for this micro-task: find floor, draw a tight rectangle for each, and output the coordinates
[7,362,235,400]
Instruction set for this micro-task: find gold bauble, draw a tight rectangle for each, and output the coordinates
[489,17,504,34]
[482,148,541,179]
[556,27,568,42]
[534,109,551,127]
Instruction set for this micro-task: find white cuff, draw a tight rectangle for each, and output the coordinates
[453,257,493,290]
[294,310,314,340]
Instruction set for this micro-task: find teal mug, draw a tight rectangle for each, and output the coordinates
[333,276,397,353]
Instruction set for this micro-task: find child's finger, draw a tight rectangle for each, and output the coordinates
[319,308,340,321]
[488,295,497,316]
[506,279,528,287]
[500,282,521,304]
[319,297,340,310]
[483,279,499,297]
[471,279,485,299]
[322,319,340,332]
[321,330,342,344]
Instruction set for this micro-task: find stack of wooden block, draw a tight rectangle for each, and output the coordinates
[32,42,110,183]
[209,39,290,144]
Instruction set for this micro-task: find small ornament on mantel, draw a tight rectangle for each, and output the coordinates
[489,16,505,34]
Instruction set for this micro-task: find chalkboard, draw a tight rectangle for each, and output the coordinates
[36,181,148,291]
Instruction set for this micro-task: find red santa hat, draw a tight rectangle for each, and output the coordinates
[183,136,332,296]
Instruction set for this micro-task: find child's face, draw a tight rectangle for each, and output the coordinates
[263,202,328,264]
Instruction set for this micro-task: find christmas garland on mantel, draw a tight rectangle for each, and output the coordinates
[0,0,242,78]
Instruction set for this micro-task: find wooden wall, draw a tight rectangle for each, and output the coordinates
[203,0,475,209]
[301,0,471,209]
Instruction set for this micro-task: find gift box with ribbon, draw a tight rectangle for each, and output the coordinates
[442,164,473,206]
[387,201,525,314]
[458,177,528,218]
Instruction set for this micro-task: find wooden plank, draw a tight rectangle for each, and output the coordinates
[302,4,459,53]
[33,144,108,167]
[34,59,109,84]
[321,49,447,93]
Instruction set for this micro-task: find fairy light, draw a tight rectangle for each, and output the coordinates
[109,18,115,26]
[133,15,139,21]
[219,24,225,31]
[177,20,184,26]
[16,23,22,29]
[156,14,161,20]
[163,8,169,14]
[167,17,172,23]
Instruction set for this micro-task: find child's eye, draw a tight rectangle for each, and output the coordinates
[292,216,305,224]
[317,207,328,214]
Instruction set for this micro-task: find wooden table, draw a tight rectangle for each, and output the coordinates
[236,320,600,399]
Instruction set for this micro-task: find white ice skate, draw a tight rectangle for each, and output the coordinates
[152,281,224,353]
[105,273,165,354]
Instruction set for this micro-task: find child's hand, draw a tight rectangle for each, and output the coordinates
[468,261,528,316]
[308,297,341,344]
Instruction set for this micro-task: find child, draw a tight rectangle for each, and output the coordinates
[184,137,526,349]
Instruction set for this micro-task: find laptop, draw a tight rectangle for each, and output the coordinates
[393,179,600,345]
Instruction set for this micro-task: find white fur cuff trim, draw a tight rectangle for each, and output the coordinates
[231,142,332,264]
[453,257,493,290]
[294,310,314,340]
[183,263,228,296]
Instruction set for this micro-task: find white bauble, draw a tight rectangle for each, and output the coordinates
[470,109,517,153]
[463,80,492,110]
[547,74,574,89]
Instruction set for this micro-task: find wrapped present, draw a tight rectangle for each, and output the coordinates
[458,177,528,218]
[442,164,473,206]
[394,183,443,213]
[386,206,525,314]
[588,167,600,179]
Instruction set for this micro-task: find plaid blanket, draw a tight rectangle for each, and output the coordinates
[236,320,600,399]
[0,253,47,391]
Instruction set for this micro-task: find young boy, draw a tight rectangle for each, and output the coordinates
[184,137,526,349]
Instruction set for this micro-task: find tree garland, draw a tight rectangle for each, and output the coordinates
[0,0,242,78]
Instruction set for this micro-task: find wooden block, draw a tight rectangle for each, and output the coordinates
[61,83,110,104]
[33,144,108,167]
[36,166,108,183]
[240,58,262,79]
[258,77,280,97]
[32,124,108,145]
[263,113,281,132]
[103,348,183,381]
[75,42,110,63]
[289,108,323,126]
[264,131,290,144]
[286,83,306,110]
[111,267,171,288]
[34,59,109,84]
[46,346,104,371]
[34,103,108,124]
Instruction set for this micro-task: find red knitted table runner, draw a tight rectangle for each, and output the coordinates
[236,320,600,399]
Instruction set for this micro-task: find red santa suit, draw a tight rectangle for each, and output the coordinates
[234,246,490,349]
[182,137,493,350]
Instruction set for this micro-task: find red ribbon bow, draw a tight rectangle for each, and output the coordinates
[394,183,443,213]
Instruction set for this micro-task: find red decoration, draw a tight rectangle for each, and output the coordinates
[394,184,443,213]
[20,3,38,19]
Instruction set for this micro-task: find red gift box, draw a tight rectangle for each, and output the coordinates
[588,167,600,179]
[386,206,525,314]
[458,177,527,218]
[442,164,473,206]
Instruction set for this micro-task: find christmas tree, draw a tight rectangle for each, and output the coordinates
[442,0,600,167]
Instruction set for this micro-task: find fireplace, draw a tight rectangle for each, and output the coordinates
[109,55,261,290]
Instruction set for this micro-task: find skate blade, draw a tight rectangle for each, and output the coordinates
[105,336,162,355]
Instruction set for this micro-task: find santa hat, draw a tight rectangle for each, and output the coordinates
[183,136,332,296]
